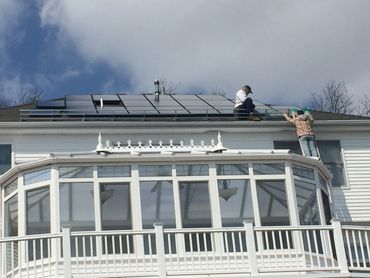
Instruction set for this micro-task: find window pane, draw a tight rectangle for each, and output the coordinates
[27,187,50,234]
[0,144,11,175]
[5,179,17,197]
[317,141,342,162]
[59,166,93,179]
[60,182,95,231]
[4,194,18,236]
[253,163,285,175]
[218,180,253,226]
[101,183,131,230]
[179,182,211,228]
[256,180,290,226]
[216,164,249,175]
[140,181,175,228]
[274,141,302,155]
[24,168,50,185]
[292,165,315,180]
[326,164,344,187]
[321,190,332,224]
[294,180,320,225]
[176,164,208,176]
[97,166,131,178]
[139,165,172,177]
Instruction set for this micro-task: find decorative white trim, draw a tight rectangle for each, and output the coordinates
[95,131,227,154]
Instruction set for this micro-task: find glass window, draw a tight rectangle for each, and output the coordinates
[274,141,302,155]
[26,187,50,234]
[24,168,50,185]
[0,144,11,175]
[216,164,249,175]
[292,165,315,180]
[176,164,209,176]
[59,166,93,179]
[218,180,253,226]
[253,163,285,175]
[140,181,176,228]
[321,190,332,224]
[97,165,131,178]
[60,182,95,231]
[100,183,131,230]
[4,194,18,236]
[179,181,212,228]
[139,165,172,177]
[274,140,345,187]
[256,180,290,226]
[4,179,17,197]
[320,175,329,193]
[294,180,320,225]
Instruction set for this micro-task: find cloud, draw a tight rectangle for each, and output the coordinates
[37,0,370,105]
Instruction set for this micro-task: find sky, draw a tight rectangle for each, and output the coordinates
[0,0,370,106]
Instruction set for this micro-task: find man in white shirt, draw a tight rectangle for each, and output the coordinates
[234,85,259,120]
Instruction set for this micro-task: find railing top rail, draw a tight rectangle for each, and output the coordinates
[71,229,155,237]
[0,233,61,243]
[253,225,333,232]
[165,227,246,234]
[342,225,370,231]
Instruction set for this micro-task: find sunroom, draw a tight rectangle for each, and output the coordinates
[1,146,343,277]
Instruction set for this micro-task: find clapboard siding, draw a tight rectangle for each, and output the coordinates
[331,136,370,222]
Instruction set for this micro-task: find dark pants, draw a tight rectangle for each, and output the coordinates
[234,98,255,118]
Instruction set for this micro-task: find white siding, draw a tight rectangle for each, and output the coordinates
[332,137,370,222]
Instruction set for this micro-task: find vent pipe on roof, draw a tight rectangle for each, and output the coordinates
[100,98,104,110]
[154,79,161,102]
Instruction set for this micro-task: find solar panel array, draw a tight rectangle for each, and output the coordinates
[32,93,290,120]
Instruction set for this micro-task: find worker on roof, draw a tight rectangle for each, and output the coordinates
[283,110,319,157]
[234,85,260,120]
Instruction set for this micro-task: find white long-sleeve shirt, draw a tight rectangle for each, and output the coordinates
[234,90,247,108]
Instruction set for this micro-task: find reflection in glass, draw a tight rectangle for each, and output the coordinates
[321,190,332,224]
[256,180,290,226]
[4,194,18,237]
[140,181,176,254]
[101,183,131,230]
[218,180,253,226]
[179,181,212,252]
[26,187,50,260]
[294,180,320,225]
[100,183,133,254]
[24,168,50,185]
[59,182,95,231]
[4,194,18,271]
[5,179,17,197]
[97,165,131,177]
[140,181,175,228]
[139,165,172,177]
[176,164,208,176]
[292,165,314,180]
[59,166,93,179]
[253,163,285,175]
[216,164,249,175]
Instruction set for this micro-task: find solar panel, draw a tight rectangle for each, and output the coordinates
[92,94,120,101]
[65,100,95,109]
[66,95,92,101]
[36,100,65,109]
[145,94,187,114]
[119,95,158,114]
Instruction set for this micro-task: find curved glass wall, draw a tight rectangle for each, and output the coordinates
[2,160,332,239]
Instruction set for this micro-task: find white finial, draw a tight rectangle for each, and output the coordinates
[97,132,103,151]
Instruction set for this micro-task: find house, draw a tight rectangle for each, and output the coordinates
[1,93,370,277]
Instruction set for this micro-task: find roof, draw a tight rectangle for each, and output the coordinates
[0,94,369,122]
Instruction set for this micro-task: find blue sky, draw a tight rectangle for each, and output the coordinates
[1,0,370,106]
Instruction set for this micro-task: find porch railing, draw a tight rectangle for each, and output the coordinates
[1,220,369,277]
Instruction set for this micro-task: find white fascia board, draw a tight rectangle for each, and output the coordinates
[0,152,331,186]
[1,120,370,135]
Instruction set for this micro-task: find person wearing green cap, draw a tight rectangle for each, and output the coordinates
[283,110,319,157]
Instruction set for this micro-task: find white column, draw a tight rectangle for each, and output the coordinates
[331,219,349,273]
[244,220,258,275]
[61,226,72,278]
[154,223,167,278]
